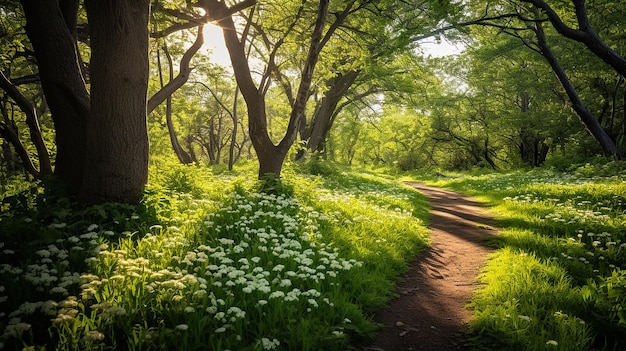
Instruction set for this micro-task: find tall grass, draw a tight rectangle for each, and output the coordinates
[420,162,626,350]
[0,160,429,350]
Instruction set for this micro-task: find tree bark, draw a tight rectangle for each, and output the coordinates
[160,46,194,164]
[534,19,622,160]
[204,0,276,177]
[81,0,150,203]
[306,70,360,154]
[0,70,52,177]
[0,111,40,177]
[278,0,329,152]
[229,88,240,171]
[21,0,90,193]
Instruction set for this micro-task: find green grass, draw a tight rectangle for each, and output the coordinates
[4,158,625,350]
[413,163,626,350]
[0,160,429,350]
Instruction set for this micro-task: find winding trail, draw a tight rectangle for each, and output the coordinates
[364,183,497,351]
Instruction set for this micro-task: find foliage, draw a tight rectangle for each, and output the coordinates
[417,164,626,350]
[0,164,429,350]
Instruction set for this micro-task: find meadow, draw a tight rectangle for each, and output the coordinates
[419,161,626,351]
[1,158,625,350]
[0,159,430,350]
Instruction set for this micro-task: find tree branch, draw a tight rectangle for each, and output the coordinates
[0,70,52,176]
[148,25,204,114]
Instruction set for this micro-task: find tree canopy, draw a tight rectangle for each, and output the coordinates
[1,0,624,203]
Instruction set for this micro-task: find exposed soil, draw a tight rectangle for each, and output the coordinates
[362,183,498,351]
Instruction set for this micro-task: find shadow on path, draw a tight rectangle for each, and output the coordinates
[363,183,497,351]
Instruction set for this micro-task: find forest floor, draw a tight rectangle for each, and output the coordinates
[363,183,498,351]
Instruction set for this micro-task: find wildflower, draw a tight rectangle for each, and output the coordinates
[269,291,285,299]
[52,314,75,325]
[59,296,79,308]
[518,315,531,322]
[3,322,32,337]
[184,306,196,313]
[36,249,51,258]
[546,340,558,346]
[260,338,280,350]
[40,300,58,315]
[227,306,246,319]
[101,306,126,320]
[83,330,105,342]
[80,232,99,240]
[175,324,189,331]
[50,286,68,295]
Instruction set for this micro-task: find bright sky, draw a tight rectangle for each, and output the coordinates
[202,23,231,67]
[419,38,465,58]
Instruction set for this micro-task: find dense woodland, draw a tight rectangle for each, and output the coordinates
[1,1,626,350]
[0,0,624,204]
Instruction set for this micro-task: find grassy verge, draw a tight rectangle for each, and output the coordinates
[0,160,429,350]
[415,163,626,351]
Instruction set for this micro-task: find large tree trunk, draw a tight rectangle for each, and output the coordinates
[204,0,328,179]
[21,0,89,193]
[80,0,150,204]
[535,19,622,160]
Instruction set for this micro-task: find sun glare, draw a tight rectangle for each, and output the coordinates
[202,23,231,67]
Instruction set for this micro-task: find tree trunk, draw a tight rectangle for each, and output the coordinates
[0,70,52,177]
[228,88,239,171]
[257,143,288,177]
[208,1,279,178]
[204,0,329,179]
[622,87,626,152]
[534,20,622,160]
[306,70,360,155]
[21,0,90,193]
[160,46,194,164]
[80,0,150,204]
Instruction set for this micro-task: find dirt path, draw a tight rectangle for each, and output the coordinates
[363,183,497,351]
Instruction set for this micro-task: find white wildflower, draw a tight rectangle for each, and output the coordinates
[83,330,105,342]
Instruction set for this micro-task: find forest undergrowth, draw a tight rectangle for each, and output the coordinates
[1,157,625,350]
[0,158,429,351]
[417,161,626,351]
